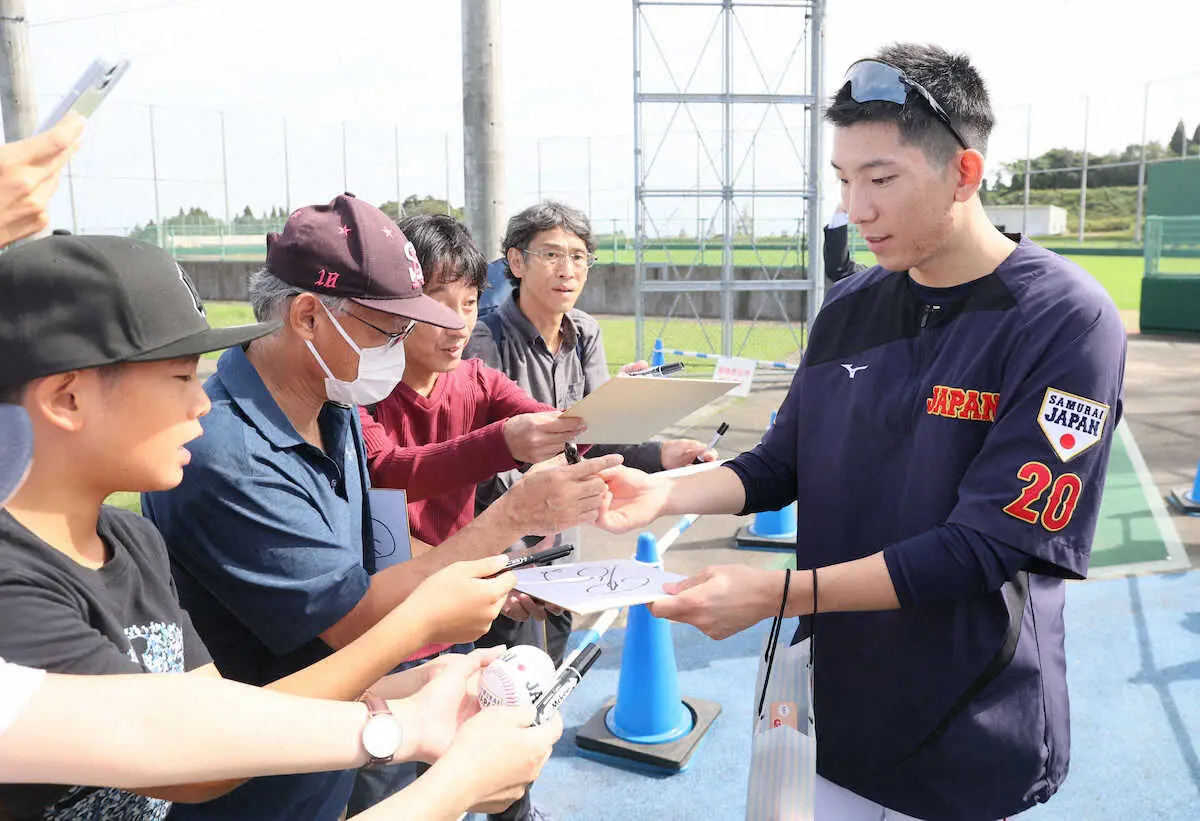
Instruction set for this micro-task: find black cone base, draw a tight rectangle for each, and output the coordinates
[575,696,721,774]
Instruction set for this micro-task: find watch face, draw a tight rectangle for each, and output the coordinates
[362,714,403,760]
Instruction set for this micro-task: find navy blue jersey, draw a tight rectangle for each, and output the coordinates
[728,238,1126,820]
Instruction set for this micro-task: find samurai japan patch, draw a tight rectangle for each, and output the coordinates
[1037,387,1110,463]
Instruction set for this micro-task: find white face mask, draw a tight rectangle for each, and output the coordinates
[305,303,407,406]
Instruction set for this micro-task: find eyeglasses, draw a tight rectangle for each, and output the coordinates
[339,309,417,350]
[522,247,596,270]
[841,59,970,150]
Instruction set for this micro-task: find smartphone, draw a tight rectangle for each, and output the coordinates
[37,57,130,134]
[487,541,576,577]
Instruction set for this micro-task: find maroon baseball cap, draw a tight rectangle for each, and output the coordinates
[266,194,464,329]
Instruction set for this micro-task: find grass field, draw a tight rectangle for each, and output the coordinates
[201,302,257,358]
[592,246,1151,312]
[604,316,804,373]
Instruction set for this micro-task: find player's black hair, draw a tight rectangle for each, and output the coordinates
[825,43,995,165]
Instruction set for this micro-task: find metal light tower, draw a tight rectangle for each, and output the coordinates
[632,0,824,359]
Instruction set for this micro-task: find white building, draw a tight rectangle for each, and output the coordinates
[983,204,1068,237]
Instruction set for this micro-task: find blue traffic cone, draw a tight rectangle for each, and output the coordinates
[736,412,798,550]
[605,534,693,743]
[575,532,722,773]
[1169,455,1200,516]
[650,338,665,367]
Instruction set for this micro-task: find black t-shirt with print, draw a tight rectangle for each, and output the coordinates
[0,505,212,821]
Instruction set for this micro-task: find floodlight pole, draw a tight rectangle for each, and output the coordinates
[1022,105,1031,237]
[0,0,37,142]
[462,0,507,258]
[1078,96,1089,245]
[806,0,825,328]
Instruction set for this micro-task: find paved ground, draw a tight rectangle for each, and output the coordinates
[1120,335,1200,562]
[536,568,1200,821]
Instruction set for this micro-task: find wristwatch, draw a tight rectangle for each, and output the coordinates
[358,690,403,769]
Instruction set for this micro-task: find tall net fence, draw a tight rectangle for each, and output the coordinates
[1144,217,1200,276]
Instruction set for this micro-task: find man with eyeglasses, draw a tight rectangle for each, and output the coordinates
[591,44,1125,820]
[143,195,623,821]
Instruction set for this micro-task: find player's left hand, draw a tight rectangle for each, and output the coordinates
[659,438,717,470]
[649,565,784,640]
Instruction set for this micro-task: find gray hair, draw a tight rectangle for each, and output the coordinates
[501,201,595,293]
[247,268,344,322]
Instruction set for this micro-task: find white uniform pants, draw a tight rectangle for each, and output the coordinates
[816,775,1008,821]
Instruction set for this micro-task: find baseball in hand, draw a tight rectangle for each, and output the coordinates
[477,645,557,708]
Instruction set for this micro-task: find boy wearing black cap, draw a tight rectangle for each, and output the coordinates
[0,235,525,820]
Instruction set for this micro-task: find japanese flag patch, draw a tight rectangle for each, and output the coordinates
[1038,387,1110,463]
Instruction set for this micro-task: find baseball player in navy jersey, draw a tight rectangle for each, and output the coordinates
[594,43,1125,821]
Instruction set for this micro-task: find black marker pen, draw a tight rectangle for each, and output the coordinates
[564,441,581,464]
[532,644,602,725]
[626,362,685,378]
[692,421,729,464]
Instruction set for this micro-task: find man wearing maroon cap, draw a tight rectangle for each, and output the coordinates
[144,195,621,821]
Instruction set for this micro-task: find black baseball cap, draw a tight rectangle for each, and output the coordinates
[0,235,278,387]
[266,194,464,329]
[0,403,33,505]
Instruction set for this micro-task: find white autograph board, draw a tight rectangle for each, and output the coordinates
[514,560,685,615]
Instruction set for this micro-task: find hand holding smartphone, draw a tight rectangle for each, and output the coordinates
[37,57,130,134]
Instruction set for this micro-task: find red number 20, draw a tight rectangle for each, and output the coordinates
[1002,461,1083,532]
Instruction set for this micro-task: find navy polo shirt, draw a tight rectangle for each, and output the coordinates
[728,238,1126,821]
[143,345,372,821]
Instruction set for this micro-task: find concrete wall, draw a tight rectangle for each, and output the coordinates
[185,261,263,302]
[184,260,813,321]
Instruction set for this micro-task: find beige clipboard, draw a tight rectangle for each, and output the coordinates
[562,376,740,444]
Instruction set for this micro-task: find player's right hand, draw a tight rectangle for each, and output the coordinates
[441,706,563,814]
[0,115,85,246]
[502,411,587,464]
[594,465,672,533]
[405,556,514,646]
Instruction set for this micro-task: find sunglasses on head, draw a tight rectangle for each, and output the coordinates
[841,59,970,150]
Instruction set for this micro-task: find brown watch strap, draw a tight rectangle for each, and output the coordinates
[360,689,389,718]
[358,690,399,768]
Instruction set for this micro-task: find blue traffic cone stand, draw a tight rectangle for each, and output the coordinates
[575,533,721,773]
[735,412,798,550]
[1168,456,1200,516]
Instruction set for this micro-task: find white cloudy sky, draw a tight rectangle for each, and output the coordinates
[24,0,1200,240]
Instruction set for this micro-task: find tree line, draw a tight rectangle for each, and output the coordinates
[129,195,463,241]
[997,119,1199,192]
